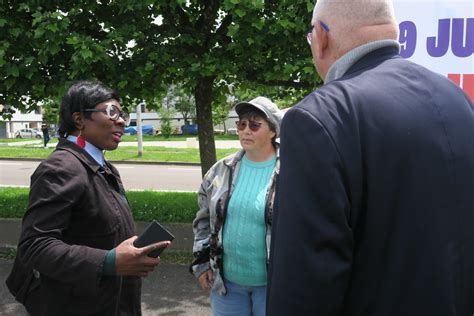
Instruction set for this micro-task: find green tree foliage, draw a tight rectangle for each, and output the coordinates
[0,1,318,175]
[161,85,196,125]
[40,99,59,125]
[157,107,175,139]
[213,102,232,134]
[234,83,310,110]
[174,90,196,126]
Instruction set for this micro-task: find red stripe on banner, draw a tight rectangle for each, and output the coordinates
[448,73,461,85]
[462,74,474,102]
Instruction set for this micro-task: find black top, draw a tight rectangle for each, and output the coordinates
[268,47,474,316]
[8,138,141,316]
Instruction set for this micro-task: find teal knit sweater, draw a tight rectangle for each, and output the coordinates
[222,154,276,286]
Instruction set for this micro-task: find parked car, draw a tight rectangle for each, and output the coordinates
[14,128,43,139]
[124,125,154,135]
[181,124,198,135]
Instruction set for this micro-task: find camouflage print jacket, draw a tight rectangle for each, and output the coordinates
[190,147,280,295]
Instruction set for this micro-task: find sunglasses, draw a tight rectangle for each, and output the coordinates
[235,120,263,132]
[83,103,130,126]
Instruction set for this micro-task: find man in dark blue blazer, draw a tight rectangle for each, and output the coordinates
[267,0,474,315]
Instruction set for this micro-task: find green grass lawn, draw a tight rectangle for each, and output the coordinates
[0,134,238,144]
[0,187,198,264]
[0,146,238,162]
[105,146,237,162]
[0,147,53,159]
[0,187,197,222]
[51,134,238,143]
[121,135,189,142]
[121,134,239,142]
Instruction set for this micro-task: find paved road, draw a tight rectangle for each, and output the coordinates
[0,259,211,315]
[0,160,203,191]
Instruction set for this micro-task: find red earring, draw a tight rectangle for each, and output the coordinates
[77,130,86,149]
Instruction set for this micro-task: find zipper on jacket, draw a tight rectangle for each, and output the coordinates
[219,164,234,281]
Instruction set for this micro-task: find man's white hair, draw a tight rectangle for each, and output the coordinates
[312,0,398,54]
[312,0,396,27]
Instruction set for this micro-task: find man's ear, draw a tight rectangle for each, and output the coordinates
[71,112,85,130]
[315,22,329,59]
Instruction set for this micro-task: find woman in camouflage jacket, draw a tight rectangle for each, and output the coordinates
[190,97,283,316]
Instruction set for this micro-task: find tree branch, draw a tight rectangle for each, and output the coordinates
[160,3,190,31]
[215,13,233,46]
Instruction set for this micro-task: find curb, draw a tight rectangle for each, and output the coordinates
[0,157,200,166]
[0,219,194,252]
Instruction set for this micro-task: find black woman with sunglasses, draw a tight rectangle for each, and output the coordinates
[7,81,170,315]
[191,96,283,316]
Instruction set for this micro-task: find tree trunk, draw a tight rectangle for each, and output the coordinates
[194,76,217,177]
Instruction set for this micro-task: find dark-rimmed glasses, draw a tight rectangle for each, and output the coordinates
[306,20,330,45]
[236,120,263,132]
[83,103,130,126]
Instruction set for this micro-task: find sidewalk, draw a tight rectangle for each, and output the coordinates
[0,260,211,315]
[0,220,212,315]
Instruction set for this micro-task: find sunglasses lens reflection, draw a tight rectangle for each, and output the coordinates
[249,122,261,131]
[236,121,261,132]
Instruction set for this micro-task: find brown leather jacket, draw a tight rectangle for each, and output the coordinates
[7,138,141,316]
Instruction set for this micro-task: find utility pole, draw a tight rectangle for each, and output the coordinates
[137,102,144,157]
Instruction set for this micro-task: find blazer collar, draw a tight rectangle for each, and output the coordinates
[344,45,401,78]
[55,137,102,173]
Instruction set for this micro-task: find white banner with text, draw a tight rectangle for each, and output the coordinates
[393,0,473,100]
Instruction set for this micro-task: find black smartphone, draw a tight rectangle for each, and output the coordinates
[133,220,175,258]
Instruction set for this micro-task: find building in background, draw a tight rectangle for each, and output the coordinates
[0,105,43,138]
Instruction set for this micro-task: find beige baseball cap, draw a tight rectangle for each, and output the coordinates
[235,96,284,137]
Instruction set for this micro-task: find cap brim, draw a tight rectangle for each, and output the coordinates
[235,102,268,118]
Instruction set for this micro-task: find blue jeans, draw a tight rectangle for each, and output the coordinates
[210,279,267,316]
[43,134,50,147]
